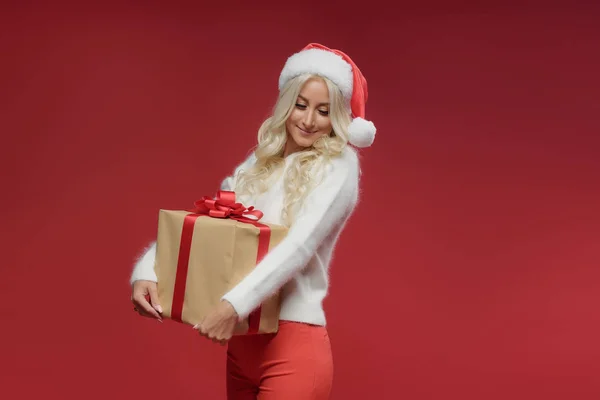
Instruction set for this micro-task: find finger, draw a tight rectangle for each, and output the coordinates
[193,324,206,337]
[136,307,152,318]
[133,294,162,321]
[195,319,208,334]
[200,332,212,342]
[131,289,155,320]
[132,298,144,313]
[148,285,162,314]
[131,295,146,310]
[133,303,154,319]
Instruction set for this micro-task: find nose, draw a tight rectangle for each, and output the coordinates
[302,110,316,130]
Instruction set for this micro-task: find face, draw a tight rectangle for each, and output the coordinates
[284,77,332,156]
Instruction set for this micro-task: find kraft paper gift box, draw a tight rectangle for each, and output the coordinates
[154,192,288,335]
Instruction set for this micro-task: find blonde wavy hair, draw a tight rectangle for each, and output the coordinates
[236,73,352,226]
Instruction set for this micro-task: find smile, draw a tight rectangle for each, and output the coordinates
[297,126,315,135]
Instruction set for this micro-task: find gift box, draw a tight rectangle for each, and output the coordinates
[154,191,288,335]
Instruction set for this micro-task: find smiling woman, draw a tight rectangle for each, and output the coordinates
[284,78,334,153]
[129,43,377,399]
[235,70,355,226]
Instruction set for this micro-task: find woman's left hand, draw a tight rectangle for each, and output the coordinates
[194,300,239,345]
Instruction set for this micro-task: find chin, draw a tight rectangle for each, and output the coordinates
[290,134,316,149]
[297,138,316,148]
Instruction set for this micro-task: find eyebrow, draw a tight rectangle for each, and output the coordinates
[298,95,329,107]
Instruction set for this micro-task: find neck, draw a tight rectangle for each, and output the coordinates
[283,140,303,158]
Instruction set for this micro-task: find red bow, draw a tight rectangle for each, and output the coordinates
[191,191,263,221]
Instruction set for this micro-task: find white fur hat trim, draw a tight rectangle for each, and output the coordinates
[278,48,354,100]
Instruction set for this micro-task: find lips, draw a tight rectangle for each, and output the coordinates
[297,126,315,135]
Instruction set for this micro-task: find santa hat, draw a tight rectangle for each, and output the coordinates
[278,43,376,148]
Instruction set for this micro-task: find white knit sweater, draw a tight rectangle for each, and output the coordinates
[130,146,360,326]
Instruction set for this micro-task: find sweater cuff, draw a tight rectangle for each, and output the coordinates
[129,242,158,286]
[221,291,255,321]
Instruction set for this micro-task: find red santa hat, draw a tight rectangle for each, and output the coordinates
[278,43,376,148]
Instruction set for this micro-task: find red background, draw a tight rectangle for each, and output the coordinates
[2,2,599,399]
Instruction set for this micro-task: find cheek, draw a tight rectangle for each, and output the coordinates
[285,113,297,132]
[318,117,332,133]
[287,109,302,125]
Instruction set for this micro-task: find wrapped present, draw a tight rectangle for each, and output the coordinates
[154,191,288,335]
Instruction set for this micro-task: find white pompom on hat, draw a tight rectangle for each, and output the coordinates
[278,43,376,148]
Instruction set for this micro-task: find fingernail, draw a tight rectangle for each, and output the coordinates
[192,324,198,329]
[156,305,163,313]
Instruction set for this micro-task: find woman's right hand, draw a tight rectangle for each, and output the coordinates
[131,280,163,322]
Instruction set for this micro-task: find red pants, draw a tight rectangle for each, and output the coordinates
[226,320,333,399]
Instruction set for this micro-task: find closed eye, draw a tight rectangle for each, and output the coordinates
[296,104,329,116]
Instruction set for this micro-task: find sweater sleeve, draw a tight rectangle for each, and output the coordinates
[129,151,257,285]
[129,241,157,285]
[221,151,360,319]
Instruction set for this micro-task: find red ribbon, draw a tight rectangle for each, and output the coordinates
[191,190,264,221]
[171,191,270,335]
